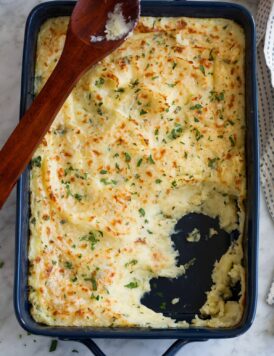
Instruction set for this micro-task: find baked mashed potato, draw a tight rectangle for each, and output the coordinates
[29,16,246,328]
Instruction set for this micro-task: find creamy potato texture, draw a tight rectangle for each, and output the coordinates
[29,16,246,328]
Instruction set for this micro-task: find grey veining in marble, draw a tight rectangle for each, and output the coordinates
[1,0,274,355]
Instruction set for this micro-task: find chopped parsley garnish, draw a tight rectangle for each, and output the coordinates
[194,117,199,123]
[124,152,131,162]
[228,119,235,126]
[30,217,36,225]
[229,135,236,146]
[190,104,203,111]
[80,231,102,250]
[139,208,145,217]
[194,128,203,141]
[100,170,108,174]
[140,109,148,115]
[171,180,177,188]
[169,123,183,140]
[31,156,41,168]
[174,106,182,114]
[137,158,143,167]
[152,76,159,80]
[125,259,138,267]
[49,340,58,352]
[64,261,73,269]
[148,154,155,164]
[124,281,139,289]
[74,193,83,202]
[199,64,205,75]
[130,79,139,87]
[91,293,100,301]
[155,179,162,184]
[208,157,219,169]
[90,277,97,291]
[209,90,225,102]
[166,82,177,88]
[209,48,214,61]
[172,62,177,69]
[100,178,117,185]
[115,87,125,93]
[95,77,105,87]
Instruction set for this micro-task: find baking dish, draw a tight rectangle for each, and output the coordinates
[14,1,259,355]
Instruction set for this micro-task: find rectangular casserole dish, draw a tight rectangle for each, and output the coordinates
[14,0,259,353]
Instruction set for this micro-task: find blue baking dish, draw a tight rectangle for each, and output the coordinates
[14,1,259,355]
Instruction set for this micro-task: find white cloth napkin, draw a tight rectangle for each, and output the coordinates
[256,0,274,305]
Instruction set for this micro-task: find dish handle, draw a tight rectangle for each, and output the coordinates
[76,338,208,356]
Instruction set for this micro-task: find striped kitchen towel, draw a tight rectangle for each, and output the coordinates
[257,0,274,221]
[257,0,274,306]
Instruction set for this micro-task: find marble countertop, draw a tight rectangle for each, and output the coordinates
[1,0,274,355]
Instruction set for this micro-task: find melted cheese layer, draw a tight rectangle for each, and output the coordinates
[29,16,246,328]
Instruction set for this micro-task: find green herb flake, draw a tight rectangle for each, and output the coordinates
[210,90,225,102]
[229,135,236,147]
[91,293,100,301]
[209,48,214,61]
[130,79,139,88]
[169,123,183,140]
[31,156,41,168]
[124,152,131,162]
[199,64,206,75]
[125,259,138,267]
[208,157,219,169]
[64,261,73,269]
[100,170,108,175]
[194,128,203,141]
[90,277,97,291]
[228,119,235,126]
[137,158,143,167]
[148,154,155,164]
[124,281,139,289]
[95,77,105,87]
[115,87,125,93]
[174,106,182,114]
[49,340,58,352]
[139,208,145,217]
[74,193,83,202]
[155,179,162,184]
[140,109,148,116]
[194,117,199,123]
[171,180,177,188]
[80,231,101,250]
[172,62,177,70]
[190,104,203,111]
[166,83,176,88]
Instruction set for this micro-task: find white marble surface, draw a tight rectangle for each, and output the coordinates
[1,0,273,355]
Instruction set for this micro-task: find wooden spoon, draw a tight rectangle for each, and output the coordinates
[0,0,140,209]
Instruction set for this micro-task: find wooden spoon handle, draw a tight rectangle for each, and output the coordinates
[0,54,85,208]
